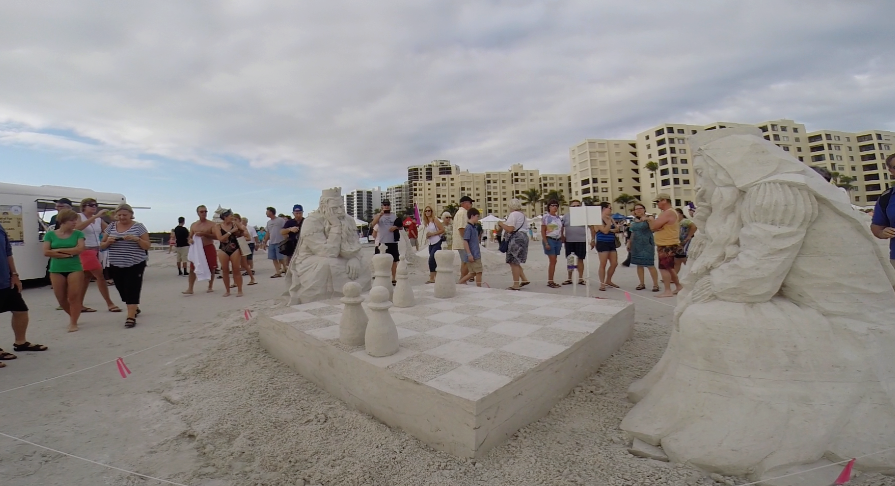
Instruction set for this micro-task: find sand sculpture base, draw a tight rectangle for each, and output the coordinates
[259,285,634,458]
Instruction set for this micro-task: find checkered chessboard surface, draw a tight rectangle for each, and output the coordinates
[268,285,631,402]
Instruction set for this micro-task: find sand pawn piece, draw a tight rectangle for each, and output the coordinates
[434,249,456,299]
[392,256,415,308]
[371,244,394,299]
[364,286,400,357]
[339,282,367,346]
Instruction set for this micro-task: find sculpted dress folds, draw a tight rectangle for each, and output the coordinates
[288,189,371,305]
[621,129,895,477]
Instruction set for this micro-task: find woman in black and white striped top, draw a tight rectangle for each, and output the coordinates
[101,204,150,328]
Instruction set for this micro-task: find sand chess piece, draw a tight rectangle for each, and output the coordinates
[364,286,399,357]
[371,244,394,299]
[434,249,456,299]
[392,256,415,308]
[339,282,367,346]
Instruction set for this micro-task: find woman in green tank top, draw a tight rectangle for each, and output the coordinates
[43,209,86,333]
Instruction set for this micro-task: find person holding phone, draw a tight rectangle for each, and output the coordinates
[76,198,120,313]
[594,202,619,291]
[102,204,150,328]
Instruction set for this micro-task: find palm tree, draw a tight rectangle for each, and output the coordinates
[541,189,567,212]
[837,175,856,192]
[613,193,636,215]
[582,197,596,206]
[442,203,459,217]
[830,171,841,184]
[520,188,542,215]
[645,161,659,206]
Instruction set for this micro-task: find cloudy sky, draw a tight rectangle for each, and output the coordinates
[1,0,893,230]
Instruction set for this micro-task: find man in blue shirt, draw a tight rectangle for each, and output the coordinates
[871,154,895,268]
[458,208,483,287]
[0,222,48,368]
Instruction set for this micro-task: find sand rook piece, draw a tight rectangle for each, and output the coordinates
[339,282,367,346]
[433,250,456,298]
[287,187,371,305]
[621,128,895,478]
[371,244,394,299]
[392,256,414,307]
[364,286,399,357]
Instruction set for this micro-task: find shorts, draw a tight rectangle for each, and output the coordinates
[247,243,255,261]
[544,237,562,256]
[457,249,468,263]
[467,259,483,274]
[80,248,102,271]
[564,241,587,260]
[174,246,189,263]
[375,243,400,262]
[657,245,680,270]
[0,287,28,313]
[191,244,218,272]
[268,244,284,261]
[595,240,617,253]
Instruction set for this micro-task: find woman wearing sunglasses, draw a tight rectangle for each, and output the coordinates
[76,198,121,313]
[421,206,445,283]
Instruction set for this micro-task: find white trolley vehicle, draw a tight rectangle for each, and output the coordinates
[0,183,127,281]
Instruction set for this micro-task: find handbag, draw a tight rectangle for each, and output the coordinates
[615,235,622,249]
[236,236,251,255]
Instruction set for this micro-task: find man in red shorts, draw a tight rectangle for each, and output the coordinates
[183,205,218,294]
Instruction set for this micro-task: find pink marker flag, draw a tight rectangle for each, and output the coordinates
[244,309,253,321]
[116,357,131,378]
[835,458,856,484]
[624,291,632,302]
[413,203,422,226]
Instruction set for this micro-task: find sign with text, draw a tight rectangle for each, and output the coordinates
[0,205,24,245]
[568,206,603,227]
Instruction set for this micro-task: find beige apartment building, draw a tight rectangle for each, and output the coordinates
[410,161,571,218]
[569,139,640,210]
[803,129,894,205]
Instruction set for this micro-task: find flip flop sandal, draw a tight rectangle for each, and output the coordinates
[579,279,586,285]
[606,283,620,288]
[520,281,531,287]
[599,285,607,291]
[82,307,97,313]
[0,349,17,360]
[547,282,561,289]
[125,318,137,328]
[13,342,47,352]
[425,280,435,284]
[635,284,646,290]
[561,280,573,285]
[506,286,521,291]
[136,308,141,316]
[270,274,282,278]
[392,281,397,286]
[108,306,122,312]
[248,282,258,285]
[652,286,660,292]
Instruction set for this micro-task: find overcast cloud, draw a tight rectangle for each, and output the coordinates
[1,0,893,219]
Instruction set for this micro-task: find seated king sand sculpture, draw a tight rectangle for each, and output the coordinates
[288,188,371,305]
[621,128,895,477]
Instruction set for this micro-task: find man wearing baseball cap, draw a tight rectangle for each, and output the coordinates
[451,196,474,281]
[371,200,400,283]
[649,193,682,297]
[280,204,304,262]
[48,198,73,230]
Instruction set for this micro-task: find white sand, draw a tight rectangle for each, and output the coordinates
[1,245,892,486]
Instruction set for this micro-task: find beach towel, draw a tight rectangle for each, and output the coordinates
[188,235,212,281]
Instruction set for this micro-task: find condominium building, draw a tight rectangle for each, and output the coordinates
[569,139,641,207]
[344,187,383,220]
[803,129,894,205]
[410,163,571,218]
[386,182,410,212]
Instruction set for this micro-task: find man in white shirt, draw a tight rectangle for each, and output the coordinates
[263,207,287,278]
[451,196,474,280]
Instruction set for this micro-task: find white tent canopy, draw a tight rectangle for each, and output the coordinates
[354,217,368,227]
[480,214,503,222]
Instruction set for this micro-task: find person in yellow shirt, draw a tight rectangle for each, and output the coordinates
[649,193,682,297]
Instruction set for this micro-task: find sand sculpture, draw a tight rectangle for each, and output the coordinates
[621,128,895,477]
[392,256,415,307]
[364,286,400,357]
[433,250,456,298]
[339,282,367,346]
[287,188,372,305]
[371,245,394,299]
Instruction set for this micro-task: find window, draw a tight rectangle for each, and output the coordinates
[682,179,690,185]
[863,163,880,171]
[677,129,684,134]
[646,144,651,149]
[601,187,608,193]
[658,148,667,156]
[771,124,778,131]
[797,147,802,152]
[679,149,687,154]
[773,134,780,141]
[861,153,877,161]
[759,125,768,133]
[673,178,680,185]
[682,169,689,174]
[859,144,875,152]
[857,134,873,143]
[849,156,855,161]
[671,157,678,164]
[781,126,788,132]
[845,136,850,142]
[866,183,882,191]
[675,199,682,206]
[645,135,650,140]
[798,157,804,161]
[677,138,685,144]
[808,135,822,143]
[764,135,770,141]
[795,137,800,142]
[812,154,826,162]
[826,134,832,141]
[655,128,665,136]
[660,168,669,176]
[782,146,790,152]
[672,167,679,174]
[810,145,824,152]
[865,174,880,181]
[659,158,668,166]
[670,147,677,154]
[661,179,670,187]
[691,130,697,134]
[581,187,590,194]
[793,128,799,133]
[680,158,688,164]
[657,138,666,146]
[851,166,856,171]
[782,136,789,141]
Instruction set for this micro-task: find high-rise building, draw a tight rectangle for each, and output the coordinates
[803,128,894,205]
[344,187,383,220]
[386,182,411,212]
[569,139,640,209]
[411,163,571,218]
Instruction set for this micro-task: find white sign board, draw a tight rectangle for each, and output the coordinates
[568,206,603,227]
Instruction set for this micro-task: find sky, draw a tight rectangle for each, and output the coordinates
[1,0,893,231]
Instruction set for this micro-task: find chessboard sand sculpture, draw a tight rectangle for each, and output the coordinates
[392,256,415,307]
[339,281,367,346]
[371,244,394,299]
[287,187,371,305]
[433,249,456,298]
[364,286,399,357]
[620,128,895,478]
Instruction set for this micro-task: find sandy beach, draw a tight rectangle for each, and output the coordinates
[1,244,891,486]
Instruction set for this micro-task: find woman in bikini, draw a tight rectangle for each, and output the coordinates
[43,209,86,332]
[214,209,246,297]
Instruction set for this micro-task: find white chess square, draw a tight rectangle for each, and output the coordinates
[477,309,522,321]
[290,302,331,311]
[426,365,512,401]
[426,301,457,311]
[549,318,601,333]
[426,324,481,340]
[428,312,467,324]
[322,313,342,324]
[395,327,419,339]
[488,322,542,338]
[527,307,574,318]
[501,338,568,360]
[391,313,416,324]
[425,341,493,364]
[351,347,418,368]
[515,298,554,307]
[272,311,316,323]
[305,325,341,340]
